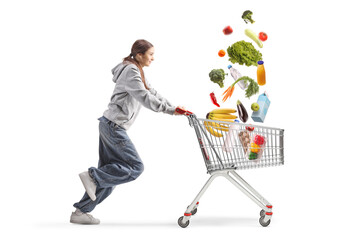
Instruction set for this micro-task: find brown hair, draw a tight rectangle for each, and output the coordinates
[123,39,153,90]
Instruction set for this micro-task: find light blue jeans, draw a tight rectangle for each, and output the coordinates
[73,116,144,213]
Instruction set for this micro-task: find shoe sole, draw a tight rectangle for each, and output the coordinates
[79,173,97,201]
[70,219,100,225]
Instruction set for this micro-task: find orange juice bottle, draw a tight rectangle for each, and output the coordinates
[257,61,266,86]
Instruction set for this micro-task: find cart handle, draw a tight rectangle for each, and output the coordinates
[175,107,193,116]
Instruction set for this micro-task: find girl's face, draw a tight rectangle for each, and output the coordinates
[137,47,155,67]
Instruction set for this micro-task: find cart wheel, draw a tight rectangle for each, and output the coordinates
[178,216,190,228]
[191,208,198,216]
[259,216,271,227]
[260,209,265,217]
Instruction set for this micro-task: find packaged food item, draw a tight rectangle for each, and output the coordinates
[222,120,240,152]
[250,143,261,153]
[251,92,270,123]
[227,65,248,90]
[256,61,266,86]
[248,152,258,160]
[254,135,265,145]
[247,134,266,161]
[238,130,251,155]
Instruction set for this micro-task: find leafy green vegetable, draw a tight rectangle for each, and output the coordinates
[227,40,262,67]
[242,10,255,24]
[209,69,227,88]
[237,76,259,98]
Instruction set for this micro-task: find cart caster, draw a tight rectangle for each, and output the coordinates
[187,202,199,216]
[259,216,271,227]
[260,209,265,217]
[191,208,198,216]
[178,216,190,228]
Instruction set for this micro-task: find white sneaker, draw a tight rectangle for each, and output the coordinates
[70,209,100,225]
[79,171,97,201]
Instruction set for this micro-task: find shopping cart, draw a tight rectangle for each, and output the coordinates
[175,108,284,228]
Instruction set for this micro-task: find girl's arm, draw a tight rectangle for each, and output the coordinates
[124,66,176,115]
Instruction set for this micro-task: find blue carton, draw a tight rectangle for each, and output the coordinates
[251,92,270,123]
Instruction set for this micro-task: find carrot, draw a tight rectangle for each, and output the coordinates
[222,86,231,96]
[222,87,229,100]
[222,84,236,102]
[222,85,234,102]
[230,86,235,97]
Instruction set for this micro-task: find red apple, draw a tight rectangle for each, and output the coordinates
[223,26,233,35]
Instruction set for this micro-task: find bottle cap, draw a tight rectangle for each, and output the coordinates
[257,61,264,65]
[227,65,232,69]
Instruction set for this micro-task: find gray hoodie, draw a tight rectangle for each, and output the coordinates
[103,62,176,130]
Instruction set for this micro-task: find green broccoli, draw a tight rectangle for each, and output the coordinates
[242,10,255,24]
[209,69,227,88]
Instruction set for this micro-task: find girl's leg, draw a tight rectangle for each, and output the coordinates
[88,119,144,189]
[73,186,115,213]
[73,117,144,212]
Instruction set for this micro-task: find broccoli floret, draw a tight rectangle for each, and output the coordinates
[242,10,255,24]
[209,69,227,88]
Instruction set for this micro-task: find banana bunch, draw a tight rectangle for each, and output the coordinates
[204,108,237,137]
[206,108,237,122]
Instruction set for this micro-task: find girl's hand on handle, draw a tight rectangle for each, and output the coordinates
[174,106,185,115]
[174,106,192,116]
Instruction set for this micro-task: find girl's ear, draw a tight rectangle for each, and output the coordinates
[135,53,143,61]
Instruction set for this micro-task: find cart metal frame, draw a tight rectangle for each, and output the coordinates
[177,113,284,228]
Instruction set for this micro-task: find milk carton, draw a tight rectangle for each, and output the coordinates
[251,92,270,123]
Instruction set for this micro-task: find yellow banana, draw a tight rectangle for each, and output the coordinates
[213,126,229,132]
[209,117,235,123]
[204,121,223,137]
[206,121,229,132]
[210,108,237,114]
[210,113,237,119]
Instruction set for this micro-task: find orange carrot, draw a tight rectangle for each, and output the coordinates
[222,84,236,102]
[222,85,234,102]
[222,86,231,96]
[230,86,235,96]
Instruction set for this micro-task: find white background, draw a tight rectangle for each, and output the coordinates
[1,0,359,239]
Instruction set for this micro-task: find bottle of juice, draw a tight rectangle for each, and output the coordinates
[257,61,266,86]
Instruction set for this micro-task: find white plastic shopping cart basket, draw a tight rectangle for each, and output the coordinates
[175,108,284,228]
